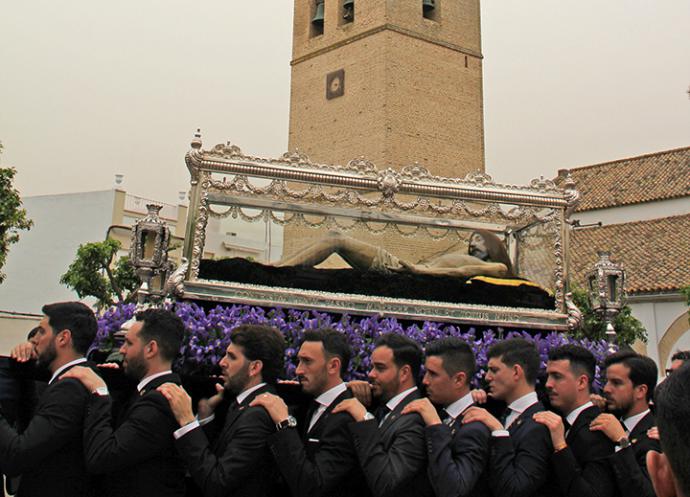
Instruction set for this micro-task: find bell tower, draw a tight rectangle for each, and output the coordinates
[288,0,485,178]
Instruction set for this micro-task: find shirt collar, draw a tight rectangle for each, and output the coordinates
[444,391,474,419]
[236,382,267,405]
[315,382,348,407]
[385,386,418,412]
[566,401,594,426]
[623,409,650,434]
[50,357,87,384]
[507,391,539,414]
[137,370,173,393]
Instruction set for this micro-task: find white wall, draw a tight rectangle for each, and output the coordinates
[574,196,689,226]
[0,190,115,314]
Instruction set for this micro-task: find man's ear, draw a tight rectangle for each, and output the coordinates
[249,359,263,378]
[145,340,158,359]
[327,356,342,377]
[647,450,678,497]
[57,329,72,349]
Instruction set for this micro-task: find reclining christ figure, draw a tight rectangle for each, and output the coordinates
[274,229,514,279]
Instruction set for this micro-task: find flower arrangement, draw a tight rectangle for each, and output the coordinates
[94,302,612,390]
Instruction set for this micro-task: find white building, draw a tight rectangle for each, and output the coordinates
[562,146,690,370]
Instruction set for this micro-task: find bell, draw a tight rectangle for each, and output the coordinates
[312,1,325,25]
[343,0,354,20]
[423,0,435,11]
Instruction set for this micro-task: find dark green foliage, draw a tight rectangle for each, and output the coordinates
[570,287,647,346]
[60,238,139,308]
[0,143,33,283]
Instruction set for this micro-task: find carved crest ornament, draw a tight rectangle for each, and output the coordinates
[179,130,581,331]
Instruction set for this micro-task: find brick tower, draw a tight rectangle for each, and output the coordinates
[288,0,485,178]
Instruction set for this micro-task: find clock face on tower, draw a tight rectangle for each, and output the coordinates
[326,69,345,100]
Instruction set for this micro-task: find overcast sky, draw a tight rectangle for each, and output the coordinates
[1,1,688,205]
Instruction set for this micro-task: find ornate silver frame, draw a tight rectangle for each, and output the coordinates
[181,131,579,331]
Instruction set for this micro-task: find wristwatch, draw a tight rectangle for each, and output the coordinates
[276,415,297,431]
[617,437,631,449]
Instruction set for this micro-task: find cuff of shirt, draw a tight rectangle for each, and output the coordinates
[491,429,510,437]
[174,420,200,439]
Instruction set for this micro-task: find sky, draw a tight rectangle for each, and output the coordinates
[1,1,688,205]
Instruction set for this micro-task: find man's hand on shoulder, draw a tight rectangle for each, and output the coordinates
[61,365,106,393]
[332,398,368,422]
[590,413,626,443]
[158,383,196,427]
[463,406,503,432]
[249,392,289,424]
[10,342,36,363]
[401,398,442,426]
[533,411,566,449]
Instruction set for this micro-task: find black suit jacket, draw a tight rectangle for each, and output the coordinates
[348,389,433,497]
[0,360,98,497]
[269,387,371,497]
[425,401,491,497]
[608,410,659,497]
[175,383,280,497]
[489,400,553,497]
[550,404,618,497]
[84,372,186,497]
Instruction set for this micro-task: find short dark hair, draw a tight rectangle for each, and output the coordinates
[42,302,97,355]
[548,344,596,390]
[487,338,540,385]
[302,329,351,377]
[135,309,185,362]
[671,350,690,363]
[654,362,690,497]
[231,325,286,385]
[603,350,657,402]
[425,337,476,380]
[375,333,423,380]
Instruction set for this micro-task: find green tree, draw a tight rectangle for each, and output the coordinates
[60,239,139,308]
[0,142,33,283]
[570,287,647,346]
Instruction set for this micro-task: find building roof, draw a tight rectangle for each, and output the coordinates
[570,214,690,295]
[557,146,690,212]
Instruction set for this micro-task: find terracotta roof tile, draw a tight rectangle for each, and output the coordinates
[569,214,690,295]
[557,147,690,212]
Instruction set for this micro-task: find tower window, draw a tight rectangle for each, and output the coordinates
[423,0,438,21]
[311,0,325,37]
[342,0,354,24]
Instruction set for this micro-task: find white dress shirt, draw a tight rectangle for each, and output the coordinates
[308,382,348,432]
[444,391,475,421]
[492,391,539,437]
[137,370,173,393]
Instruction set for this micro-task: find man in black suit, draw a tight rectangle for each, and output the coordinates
[462,338,553,497]
[589,351,659,497]
[331,333,432,497]
[403,337,490,497]
[0,301,98,497]
[251,328,369,497]
[159,324,286,497]
[533,344,618,497]
[62,308,186,497]
[647,362,690,497]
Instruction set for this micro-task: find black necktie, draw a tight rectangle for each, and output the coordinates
[442,409,455,426]
[375,405,391,424]
[563,419,571,435]
[305,399,321,429]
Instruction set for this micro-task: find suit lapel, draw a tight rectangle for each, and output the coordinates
[216,384,273,448]
[628,410,654,441]
[508,401,543,435]
[566,405,598,444]
[307,389,351,437]
[379,389,420,434]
